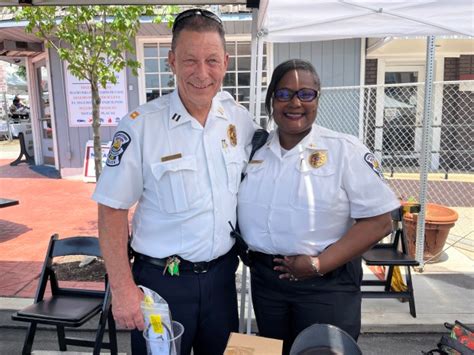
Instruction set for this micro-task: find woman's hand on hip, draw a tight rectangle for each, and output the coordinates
[273,255,318,281]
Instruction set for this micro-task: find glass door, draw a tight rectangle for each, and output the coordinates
[35,60,54,165]
[383,66,425,165]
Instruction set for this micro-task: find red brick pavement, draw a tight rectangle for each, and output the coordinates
[0,159,102,297]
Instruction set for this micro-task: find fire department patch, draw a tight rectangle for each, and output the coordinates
[364,152,384,180]
[227,124,237,146]
[309,150,328,168]
[106,131,131,167]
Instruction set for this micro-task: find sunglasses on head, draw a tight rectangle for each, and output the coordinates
[274,88,320,102]
[172,9,223,33]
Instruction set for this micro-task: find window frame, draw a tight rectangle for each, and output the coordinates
[136,35,273,117]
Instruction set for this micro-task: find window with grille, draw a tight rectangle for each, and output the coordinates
[140,39,270,120]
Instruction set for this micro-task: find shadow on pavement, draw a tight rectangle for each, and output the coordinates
[0,220,32,243]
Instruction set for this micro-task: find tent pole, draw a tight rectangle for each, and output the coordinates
[358,38,366,141]
[239,7,259,335]
[416,35,436,270]
[248,8,259,120]
[255,33,265,129]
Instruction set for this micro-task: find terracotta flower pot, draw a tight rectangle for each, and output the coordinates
[403,203,458,262]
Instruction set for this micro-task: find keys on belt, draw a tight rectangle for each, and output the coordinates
[133,251,216,275]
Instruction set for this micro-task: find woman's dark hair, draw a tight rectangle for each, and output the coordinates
[265,59,320,117]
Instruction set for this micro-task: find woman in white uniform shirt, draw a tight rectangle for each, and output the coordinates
[238,59,400,354]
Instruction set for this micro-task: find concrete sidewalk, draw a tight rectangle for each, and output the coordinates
[0,141,473,351]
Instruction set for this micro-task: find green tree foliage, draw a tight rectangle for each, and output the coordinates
[17,65,27,81]
[15,6,177,179]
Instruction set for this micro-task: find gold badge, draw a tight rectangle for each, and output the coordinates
[130,111,140,120]
[227,124,237,146]
[309,150,328,168]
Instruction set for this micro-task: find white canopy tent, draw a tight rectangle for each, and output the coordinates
[257,0,473,42]
[0,0,246,4]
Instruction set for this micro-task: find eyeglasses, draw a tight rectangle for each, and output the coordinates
[172,9,223,33]
[274,88,320,102]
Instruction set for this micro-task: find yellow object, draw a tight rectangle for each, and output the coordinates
[143,295,154,306]
[150,314,164,334]
[391,266,407,292]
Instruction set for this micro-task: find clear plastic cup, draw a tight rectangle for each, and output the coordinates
[143,320,184,355]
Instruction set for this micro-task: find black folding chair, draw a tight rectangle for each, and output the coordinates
[12,234,117,355]
[362,206,420,317]
[290,323,362,355]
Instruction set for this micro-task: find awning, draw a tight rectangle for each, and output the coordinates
[257,0,474,42]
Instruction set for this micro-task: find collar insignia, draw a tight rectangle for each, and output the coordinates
[227,124,237,146]
[217,106,225,116]
[171,113,181,122]
[130,111,140,120]
[309,150,328,168]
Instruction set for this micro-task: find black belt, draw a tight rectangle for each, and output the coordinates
[132,248,233,274]
[248,251,284,268]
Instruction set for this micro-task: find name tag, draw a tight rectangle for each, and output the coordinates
[249,160,263,164]
[161,153,182,162]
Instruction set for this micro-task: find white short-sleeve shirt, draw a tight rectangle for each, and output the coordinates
[93,90,256,262]
[237,124,400,256]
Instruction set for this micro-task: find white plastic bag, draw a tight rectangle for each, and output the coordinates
[139,285,176,355]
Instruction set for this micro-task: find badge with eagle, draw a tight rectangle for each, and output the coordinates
[309,150,328,168]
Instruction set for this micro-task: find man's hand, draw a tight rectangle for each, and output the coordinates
[112,284,145,330]
[98,204,145,330]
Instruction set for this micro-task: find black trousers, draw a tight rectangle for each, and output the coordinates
[131,249,239,355]
[250,255,362,355]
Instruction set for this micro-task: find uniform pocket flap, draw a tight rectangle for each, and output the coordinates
[309,165,336,176]
[246,160,265,173]
[296,159,335,176]
[222,147,247,165]
[151,155,197,180]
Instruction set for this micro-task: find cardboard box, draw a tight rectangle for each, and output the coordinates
[224,332,283,355]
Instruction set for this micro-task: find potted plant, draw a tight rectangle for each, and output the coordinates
[402,201,458,263]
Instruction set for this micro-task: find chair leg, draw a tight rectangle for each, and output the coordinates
[93,314,107,355]
[108,311,118,354]
[405,265,417,318]
[22,322,37,355]
[385,266,395,291]
[56,325,67,351]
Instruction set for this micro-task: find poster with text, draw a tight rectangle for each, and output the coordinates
[65,64,128,127]
[83,140,111,182]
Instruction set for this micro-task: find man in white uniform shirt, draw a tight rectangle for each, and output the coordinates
[93,9,255,355]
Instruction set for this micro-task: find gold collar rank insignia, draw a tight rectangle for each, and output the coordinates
[309,150,328,168]
[227,124,237,146]
[130,111,140,120]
